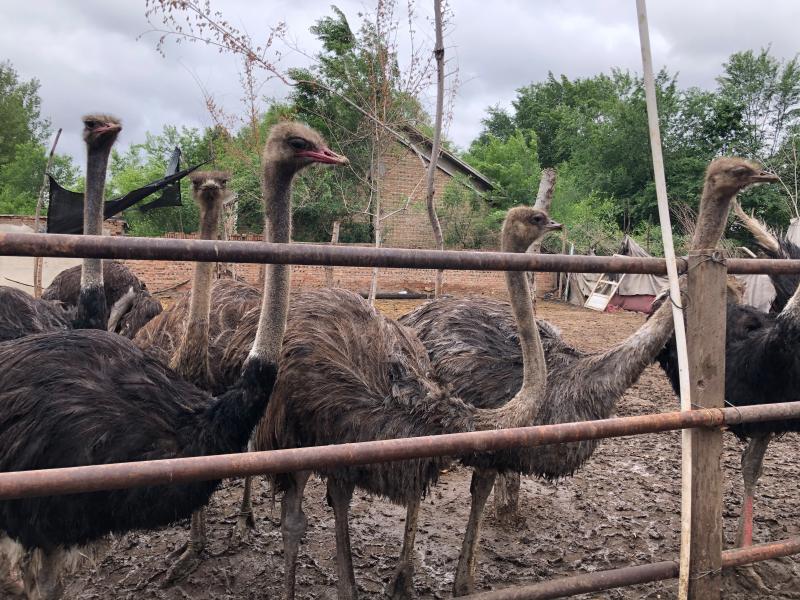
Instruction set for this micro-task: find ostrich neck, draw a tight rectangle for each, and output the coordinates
[172,201,221,387]
[474,266,547,431]
[75,144,112,330]
[249,163,292,365]
[691,184,735,250]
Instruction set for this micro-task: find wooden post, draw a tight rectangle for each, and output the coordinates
[324,220,341,287]
[686,250,726,599]
[33,128,62,298]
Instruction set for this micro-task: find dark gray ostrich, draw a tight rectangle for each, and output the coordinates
[399,157,775,595]
[0,124,345,600]
[657,169,797,570]
[43,261,162,338]
[247,206,557,600]
[69,115,122,331]
[0,287,72,342]
[732,200,800,313]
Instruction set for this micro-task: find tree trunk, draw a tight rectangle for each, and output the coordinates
[325,221,341,287]
[527,168,558,298]
[368,210,381,306]
[33,128,62,298]
[425,0,446,297]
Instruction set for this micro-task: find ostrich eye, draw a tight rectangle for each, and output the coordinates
[288,137,310,150]
[731,166,750,177]
[85,120,97,129]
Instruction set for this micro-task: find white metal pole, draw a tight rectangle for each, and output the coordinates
[635,2,693,598]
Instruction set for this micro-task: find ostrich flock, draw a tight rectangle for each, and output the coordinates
[0,113,792,600]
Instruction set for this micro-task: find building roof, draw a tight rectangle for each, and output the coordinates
[394,124,495,193]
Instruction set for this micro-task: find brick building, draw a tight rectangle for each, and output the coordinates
[377,125,494,249]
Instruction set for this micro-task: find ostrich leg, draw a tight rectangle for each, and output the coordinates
[327,477,358,600]
[163,507,207,584]
[453,468,496,597]
[230,475,256,547]
[21,549,65,600]
[494,472,521,525]
[386,494,421,600]
[736,434,773,547]
[282,471,311,600]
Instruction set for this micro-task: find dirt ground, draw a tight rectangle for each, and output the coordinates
[61,299,800,599]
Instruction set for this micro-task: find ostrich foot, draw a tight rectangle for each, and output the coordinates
[228,509,256,549]
[162,542,204,586]
[385,561,415,600]
[732,564,771,595]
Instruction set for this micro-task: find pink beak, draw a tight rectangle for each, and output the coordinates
[96,123,122,135]
[297,147,349,165]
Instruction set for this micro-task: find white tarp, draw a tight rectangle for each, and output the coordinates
[0,223,81,291]
[735,274,775,313]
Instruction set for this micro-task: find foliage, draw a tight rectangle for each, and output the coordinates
[438,177,502,249]
[463,129,540,208]
[0,61,78,216]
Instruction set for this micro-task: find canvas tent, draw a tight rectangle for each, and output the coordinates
[566,235,668,314]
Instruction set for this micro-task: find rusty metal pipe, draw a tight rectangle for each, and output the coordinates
[462,537,800,599]
[0,402,798,501]
[3,231,800,275]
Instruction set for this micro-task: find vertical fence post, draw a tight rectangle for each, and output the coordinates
[686,250,726,598]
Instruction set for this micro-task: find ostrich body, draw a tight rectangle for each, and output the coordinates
[399,157,774,595]
[251,206,556,600]
[0,123,343,600]
[43,261,162,338]
[0,287,72,342]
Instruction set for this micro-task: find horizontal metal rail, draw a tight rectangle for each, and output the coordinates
[3,231,800,274]
[462,536,800,599]
[0,401,798,501]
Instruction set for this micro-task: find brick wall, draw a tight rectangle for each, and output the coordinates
[377,144,463,249]
[122,248,557,300]
[0,215,126,236]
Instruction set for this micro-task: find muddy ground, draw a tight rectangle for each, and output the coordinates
[61,299,800,599]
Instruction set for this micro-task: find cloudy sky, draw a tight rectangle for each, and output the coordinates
[3,1,799,166]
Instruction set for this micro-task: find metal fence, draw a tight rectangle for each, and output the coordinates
[1,231,799,599]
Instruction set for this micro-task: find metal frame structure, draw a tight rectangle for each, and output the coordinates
[2,231,800,599]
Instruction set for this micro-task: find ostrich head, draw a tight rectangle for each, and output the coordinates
[262,122,349,175]
[705,157,779,196]
[502,207,562,253]
[694,157,779,250]
[189,170,232,207]
[82,114,122,151]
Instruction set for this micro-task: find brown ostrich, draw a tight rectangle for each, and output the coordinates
[133,169,233,582]
[239,206,557,600]
[399,157,776,595]
[0,123,345,600]
[43,261,162,338]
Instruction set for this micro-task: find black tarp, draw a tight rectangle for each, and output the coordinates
[46,148,208,234]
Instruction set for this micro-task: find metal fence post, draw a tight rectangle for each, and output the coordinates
[686,250,727,598]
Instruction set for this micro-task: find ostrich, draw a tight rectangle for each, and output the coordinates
[732,200,800,313]
[399,157,776,595]
[0,287,72,342]
[658,171,795,566]
[43,261,162,338]
[66,115,122,331]
[244,206,557,600]
[133,169,233,582]
[0,123,346,600]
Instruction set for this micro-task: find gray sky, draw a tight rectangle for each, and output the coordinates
[2,1,798,167]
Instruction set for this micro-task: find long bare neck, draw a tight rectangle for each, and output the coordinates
[249,163,293,364]
[691,182,733,250]
[474,251,547,430]
[171,200,221,387]
[75,144,112,329]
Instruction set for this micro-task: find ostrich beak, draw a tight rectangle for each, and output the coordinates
[749,170,780,183]
[546,219,563,231]
[96,123,122,135]
[298,147,349,165]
